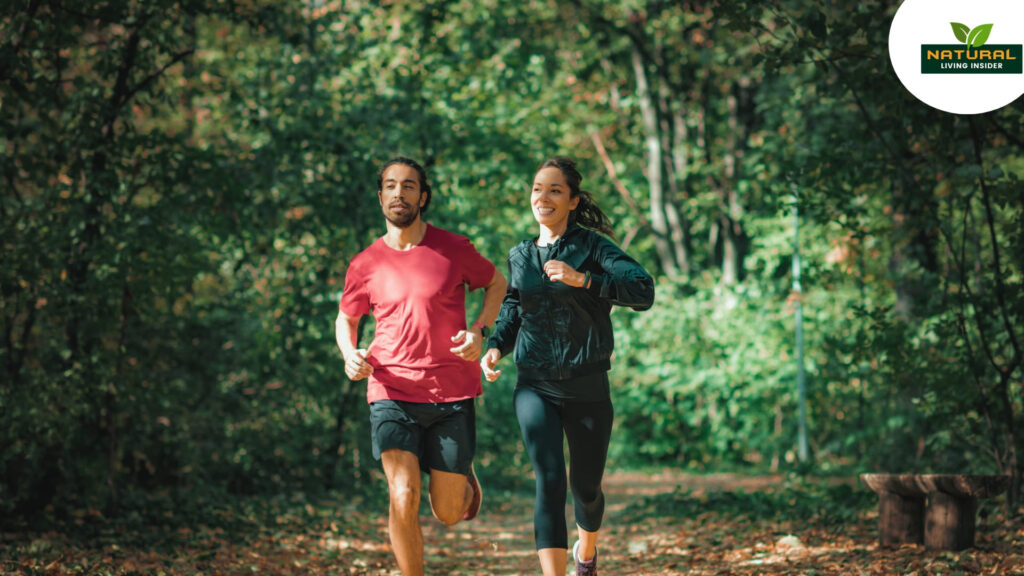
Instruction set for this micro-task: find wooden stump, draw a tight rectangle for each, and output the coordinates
[915,474,1009,551]
[877,491,925,546]
[860,474,927,547]
[924,491,977,550]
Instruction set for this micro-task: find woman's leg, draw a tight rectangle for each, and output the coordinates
[537,548,569,576]
[514,387,569,575]
[563,397,614,562]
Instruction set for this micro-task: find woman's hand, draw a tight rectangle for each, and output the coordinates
[480,348,502,382]
[543,260,587,287]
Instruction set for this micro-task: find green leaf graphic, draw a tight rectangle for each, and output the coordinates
[951,22,970,43]
[968,23,993,47]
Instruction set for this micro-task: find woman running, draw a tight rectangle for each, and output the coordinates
[481,157,654,576]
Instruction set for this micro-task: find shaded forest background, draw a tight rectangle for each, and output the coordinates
[2,0,1022,524]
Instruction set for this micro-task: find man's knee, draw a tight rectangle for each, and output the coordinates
[428,471,471,526]
[388,481,420,516]
[432,503,464,526]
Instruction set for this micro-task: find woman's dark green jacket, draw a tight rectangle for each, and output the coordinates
[487,223,655,381]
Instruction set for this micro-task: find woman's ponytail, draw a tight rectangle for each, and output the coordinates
[538,157,616,239]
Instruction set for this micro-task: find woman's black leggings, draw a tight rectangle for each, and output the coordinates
[513,386,614,550]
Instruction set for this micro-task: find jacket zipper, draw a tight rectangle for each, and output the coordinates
[535,239,567,380]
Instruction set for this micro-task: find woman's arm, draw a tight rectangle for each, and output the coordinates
[588,237,655,311]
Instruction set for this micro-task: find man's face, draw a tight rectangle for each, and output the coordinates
[378,164,426,228]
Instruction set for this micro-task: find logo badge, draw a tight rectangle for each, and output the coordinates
[890,0,1024,114]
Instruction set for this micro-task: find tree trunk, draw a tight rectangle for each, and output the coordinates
[656,60,692,277]
[106,282,132,515]
[669,93,694,276]
[631,45,680,280]
[716,81,747,286]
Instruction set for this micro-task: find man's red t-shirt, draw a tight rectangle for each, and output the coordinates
[340,224,496,404]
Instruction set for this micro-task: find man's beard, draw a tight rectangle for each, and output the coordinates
[383,202,420,228]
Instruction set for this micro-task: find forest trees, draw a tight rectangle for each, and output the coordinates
[2,0,1021,517]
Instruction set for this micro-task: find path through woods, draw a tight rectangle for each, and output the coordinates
[3,471,1022,575]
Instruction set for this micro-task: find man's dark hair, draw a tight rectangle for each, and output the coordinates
[377,157,432,214]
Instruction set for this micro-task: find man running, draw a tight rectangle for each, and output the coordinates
[336,157,506,576]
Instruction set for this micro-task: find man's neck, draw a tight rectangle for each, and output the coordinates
[384,218,428,251]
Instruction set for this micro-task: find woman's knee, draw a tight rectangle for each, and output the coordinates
[534,478,566,509]
[571,478,604,507]
[573,486,605,530]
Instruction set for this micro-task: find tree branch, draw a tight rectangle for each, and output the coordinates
[118,48,196,113]
[969,117,1023,361]
[938,198,1005,467]
[0,0,43,80]
[588,131,650,227]
[985,113,1024,151]
[947,205,1002,374]
[103,23,144,139]
[564,0,692,96]
[3,312,14,385]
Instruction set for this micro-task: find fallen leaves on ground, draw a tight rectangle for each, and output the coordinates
[2,472,1022,575]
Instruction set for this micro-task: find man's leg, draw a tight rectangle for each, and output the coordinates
[421,399,480,524]
[381,449,425,576]
[427,468,473,525]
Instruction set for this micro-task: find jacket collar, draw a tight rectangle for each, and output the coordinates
[533,222,583,248]
[514,223,586,258]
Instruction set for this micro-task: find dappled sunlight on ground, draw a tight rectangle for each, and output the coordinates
[2,471,1021,575]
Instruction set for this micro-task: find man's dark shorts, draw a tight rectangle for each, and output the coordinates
[369,398,476,475]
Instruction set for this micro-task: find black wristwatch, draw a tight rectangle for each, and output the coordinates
[472,321,490,338]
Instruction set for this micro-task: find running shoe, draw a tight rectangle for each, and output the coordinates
[463,464,483,520]
[573,540,598,576]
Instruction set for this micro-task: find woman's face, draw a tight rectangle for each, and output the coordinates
[531,166,579,229]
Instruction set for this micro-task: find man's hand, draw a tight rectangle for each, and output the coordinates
[543,260,586,287]
[480,348,502,382]
[344,349,374,381]
[450,327,484,361]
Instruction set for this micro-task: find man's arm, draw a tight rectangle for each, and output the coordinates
[336,310,373,380]
[450,268,507,361]
[474,268,507,330]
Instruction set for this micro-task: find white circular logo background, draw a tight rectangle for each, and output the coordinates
[889,0,1024,114]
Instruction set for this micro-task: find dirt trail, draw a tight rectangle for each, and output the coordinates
[4,471,1019,575]
[401,471,1019,576]
[412,471,808,576]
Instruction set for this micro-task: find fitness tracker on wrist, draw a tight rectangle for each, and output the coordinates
[472,321,490,338]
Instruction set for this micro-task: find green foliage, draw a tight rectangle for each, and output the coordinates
[2,0,1022,522]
